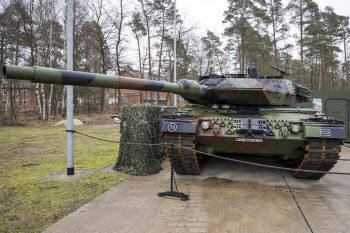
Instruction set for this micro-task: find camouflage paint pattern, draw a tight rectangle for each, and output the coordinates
[3,65,307,106]
[162,105,345,160]
[212,78,295,106]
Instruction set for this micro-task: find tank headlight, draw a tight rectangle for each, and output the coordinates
[291,124,300,133]
[201,121,210,130]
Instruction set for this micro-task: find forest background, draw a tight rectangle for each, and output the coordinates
[1,0,349,123]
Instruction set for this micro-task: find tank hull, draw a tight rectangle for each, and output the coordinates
[162,105,345,179]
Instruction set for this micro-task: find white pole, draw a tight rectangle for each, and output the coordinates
[66,0,74,175]
[173,0,177,107]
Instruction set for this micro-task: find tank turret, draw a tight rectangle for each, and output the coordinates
[3,65,309,106]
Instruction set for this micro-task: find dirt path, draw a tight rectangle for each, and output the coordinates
[44,147,350,233]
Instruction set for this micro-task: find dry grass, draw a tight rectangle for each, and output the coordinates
[0,124,127,232]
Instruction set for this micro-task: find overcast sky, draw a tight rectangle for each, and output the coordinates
[177,0,350,37]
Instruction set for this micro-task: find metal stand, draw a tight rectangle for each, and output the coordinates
[158,144,189,201]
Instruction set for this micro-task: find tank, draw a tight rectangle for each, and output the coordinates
[2,65,346,179]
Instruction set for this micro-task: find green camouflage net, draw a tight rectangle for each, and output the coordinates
[114,104,164,176]
[161,106,178,115]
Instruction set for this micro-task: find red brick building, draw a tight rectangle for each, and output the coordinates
[0,80,36,108]
[108,71,186,107]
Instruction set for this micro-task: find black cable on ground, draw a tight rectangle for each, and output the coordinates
[72,130,350,176]
[174,144,350,176]
[73,130,164,146]
[280,171,314,233]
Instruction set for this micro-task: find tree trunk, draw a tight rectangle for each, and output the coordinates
[259,48,264,75]
[116,0,124,111]
[272,18,278,76]
[101,88,105,114]
[300,0,304,86]
[60,86,67,117]
[141,2,152,104]
[168,49,174,106]
[55,90,59,117]
[48,84,53,119]
[4,86,9,120]
[241,31,245,74]
[157,2,165,105]
[319,47,324,90]
[137,36,143,104]
[48,16,54,119]
[344,36,349,89]
[117,89,121,111]
[114,89,117,112]
[329,32,334,90]
[0,32,4,118]
[312,60,314,89]
[100,45,106,114]
[331,51,334,90]
[36,83,43,119]
[115,41,122,111]
[205,54,210,75]
[41,84,46,120]
[22,81,28,121]
[11,33,20,122]
[9,81,17,122]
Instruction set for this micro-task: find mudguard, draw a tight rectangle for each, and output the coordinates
[161,120,196,134]
[304,125,346,139]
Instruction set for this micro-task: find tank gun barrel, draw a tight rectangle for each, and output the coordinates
[3,65,310,106]
[2,65,203,97]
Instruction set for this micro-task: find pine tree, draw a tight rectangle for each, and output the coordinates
[223,0,260,73]
[287,0,314,85]
[202,31,223,75]
[339,16,350,89]
[258,0,289,75]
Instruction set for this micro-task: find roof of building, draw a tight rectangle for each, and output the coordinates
[1,79,34,89]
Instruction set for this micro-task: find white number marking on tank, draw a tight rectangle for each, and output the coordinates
[319,129,331,137]
[167,123,178,132]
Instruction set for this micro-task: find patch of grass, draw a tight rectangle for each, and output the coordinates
[0,125,128,232]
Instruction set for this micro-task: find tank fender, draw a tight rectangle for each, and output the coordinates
[161,120,196,134]
[304,125,346,139]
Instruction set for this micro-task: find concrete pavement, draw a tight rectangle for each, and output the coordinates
[44,147,350,233]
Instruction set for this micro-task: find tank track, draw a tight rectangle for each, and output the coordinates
[165,135,341,179]
[164,133,206,175]
[292,139,341,180]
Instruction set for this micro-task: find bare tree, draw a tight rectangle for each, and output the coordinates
[154,0,172,103]
[139,0,154,103]
[129,11,146,103]
[86,0,115,114]
[109,0,126,112]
